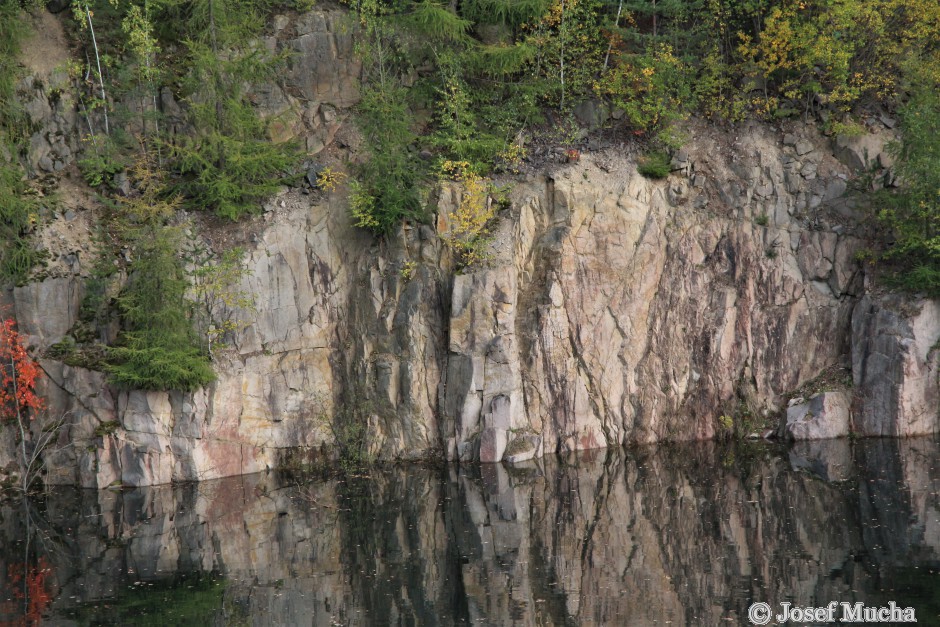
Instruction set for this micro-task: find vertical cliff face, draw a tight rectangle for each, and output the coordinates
[3,9,939,486]
[13,110,936,484]
[851,295,940,436]
[1,7,369,487]
[442,124,872,460]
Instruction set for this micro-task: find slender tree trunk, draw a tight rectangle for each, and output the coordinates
[78,94,99,154]
[10,354,28,493]
[652,0,658,38]
[84,3,109,136]
[150,63,162,165]
[22,502,29,616]
[603,0,624,71]
[559,0,566,110]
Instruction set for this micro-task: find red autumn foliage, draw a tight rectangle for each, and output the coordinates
[0,557,55,626]
[0,318,43,423]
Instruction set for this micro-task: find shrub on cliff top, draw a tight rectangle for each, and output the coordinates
[349,86,426,234]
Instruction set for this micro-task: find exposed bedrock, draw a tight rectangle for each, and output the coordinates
[851,295,940,436]
[14,121,940,486]
[4,7,939,483]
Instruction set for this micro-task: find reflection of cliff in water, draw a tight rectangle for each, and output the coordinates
[1,438,939,625]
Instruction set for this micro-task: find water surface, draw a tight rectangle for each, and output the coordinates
[2,438,939,625]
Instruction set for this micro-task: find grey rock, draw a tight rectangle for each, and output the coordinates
[754,182,773,197]
[444,267,525,458]
[824,178,847,201]
[306,163,325,187]
[273,14,290,31]
[852,295,940,436]
[285,10,362,109]
[785,391,851,440]
[479,427,507,463]
[834,132,890,171]
[795,140,814,156]
[573,99,609,130]
[113,171,131,196]
[12,277,83,350]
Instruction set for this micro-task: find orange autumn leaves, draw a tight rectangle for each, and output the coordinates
[0,318,43,424]
[1,557,54,626]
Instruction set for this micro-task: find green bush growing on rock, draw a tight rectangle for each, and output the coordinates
[0,161,44,284]
[0,1,45,284]
[88,0,299,221]
[596,42,693,137]
[165,4,298,220]
[103,167,215,392]
[77,139,126,188]
[107,221,216,391]
[349,86,426,234]
[877,82,940,295]
[637,150,671,179]
[0,0,35,143]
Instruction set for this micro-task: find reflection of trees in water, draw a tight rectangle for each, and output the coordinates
[336,468,467,624]
[1,438,939,624]
[0,498,68,625]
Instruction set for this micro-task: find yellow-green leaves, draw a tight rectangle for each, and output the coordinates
[440,160,499,269]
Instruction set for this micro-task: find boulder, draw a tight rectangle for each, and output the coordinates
[572,99,609,130]
[795,139,815,156]
[834,132,891,171]
[785,391,852,440]
[504,434,541,464]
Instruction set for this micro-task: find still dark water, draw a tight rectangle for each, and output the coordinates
[2,438,940,625]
